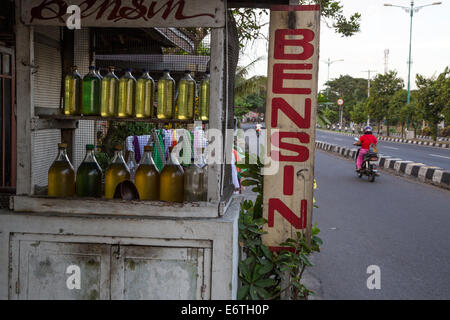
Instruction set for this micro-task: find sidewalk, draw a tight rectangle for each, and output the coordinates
[318,128,450,149]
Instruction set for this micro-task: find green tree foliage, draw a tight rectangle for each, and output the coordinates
[232,1,361,49]
[416,67,450,140]
[350,101,368,125]
[322,75,367,125]
[366,71,404,134]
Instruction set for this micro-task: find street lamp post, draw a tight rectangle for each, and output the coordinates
[384,1,442,130]
[322,58,344,98]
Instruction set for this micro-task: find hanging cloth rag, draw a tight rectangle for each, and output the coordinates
[132,136,141,163]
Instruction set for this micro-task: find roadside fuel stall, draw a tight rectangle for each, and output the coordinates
[0,0,241,300]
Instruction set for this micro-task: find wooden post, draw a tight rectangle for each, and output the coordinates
[207,27,225,203]
[15,0,35,195]
[262,4,320,300]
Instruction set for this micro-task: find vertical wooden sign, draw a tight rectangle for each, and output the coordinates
[263,5,320,250]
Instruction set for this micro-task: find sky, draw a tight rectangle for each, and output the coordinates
[239,0,450,93]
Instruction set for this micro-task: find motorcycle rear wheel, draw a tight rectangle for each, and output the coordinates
[369,174,375,182]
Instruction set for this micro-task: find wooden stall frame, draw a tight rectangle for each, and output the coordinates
[13,0,228,218]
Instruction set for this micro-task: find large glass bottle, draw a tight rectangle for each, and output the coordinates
[48,143,75,197]
[175,70,196,120]
[117,69,136,118]
[157,69,175,119]
[135,70,155,118]
[64,66,82,115]
[135,146,160,201]
[81,66,101,115]
[199,71,210,120]
[76,144,102,198]
[100,66,119,117]
[105,145,130,199]
[160,147,184,203]
[184,148,207,202]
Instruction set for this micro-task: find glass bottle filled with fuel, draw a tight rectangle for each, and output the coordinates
[157,69,175,119]
[198,71,210,120]
[160,146,184,203]
[184,148,207,201]
[175,70,196,120]
[48,143,75,197]
[76,144,102,198]
[117,69,136,117]
[100,66,119,117]
[135,70,155,118]
[81,66,101,115]
[64,66,82,115]
[105,145,130,199]
[135,145,160,201]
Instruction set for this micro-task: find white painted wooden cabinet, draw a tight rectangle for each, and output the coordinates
[9,234,212,300]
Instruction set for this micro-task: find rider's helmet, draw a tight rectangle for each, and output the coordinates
[363,126,372,134]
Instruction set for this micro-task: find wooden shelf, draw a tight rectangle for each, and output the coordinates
[11,195,221,219]
[38,114,208,124]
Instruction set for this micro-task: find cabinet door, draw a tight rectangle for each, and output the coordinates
[111,245,211,300]
[10,240,110,300]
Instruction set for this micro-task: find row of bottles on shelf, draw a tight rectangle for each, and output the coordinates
[47,143,207,203]
[64,66,210,120]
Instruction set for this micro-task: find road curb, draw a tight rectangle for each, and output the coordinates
[317,129,450,149]
[315,140,450,190]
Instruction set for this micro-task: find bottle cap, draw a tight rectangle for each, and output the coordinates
[205,70,210,74]
[114,145,123,151]
[86,144,95,150]
[185,70,191,74]
[143,69,149,73]
[125,68,132,72]
[71,66,78,70]
[89,66,96,70]
[144,145,153,152]
[163,69,170,73]
[108,66,115,70]
[58,143,67,148]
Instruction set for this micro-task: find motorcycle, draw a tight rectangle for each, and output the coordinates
[354,138,379,182]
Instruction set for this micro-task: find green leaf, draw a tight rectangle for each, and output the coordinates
[237,285,250,300]
[254,278,277,288]
[239,261,251,281]
[241,179,258,186]
[258,261,273,275]
[249,285,259,300]
[260,244,273,260]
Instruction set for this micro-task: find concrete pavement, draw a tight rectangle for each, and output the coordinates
[309,150,450,299]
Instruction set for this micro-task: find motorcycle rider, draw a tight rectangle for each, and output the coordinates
[353,126,378,172]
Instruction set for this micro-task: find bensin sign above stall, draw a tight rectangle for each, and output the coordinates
[263,5,320,250]
[20,0,225,28]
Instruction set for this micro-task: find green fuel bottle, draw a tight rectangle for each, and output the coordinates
[64,66,82,115]
[117,69,136,118]
[104,145,130,199]
[76,144,102,198]
[160,147,184,203]
[175,70,196,120]
[81,66,101,115]
[135,146,160,200]
[100,66,119,117]
[157,69,175,119]
[135,70,155,118]
[48,143,75,197]
[199,71,210,120]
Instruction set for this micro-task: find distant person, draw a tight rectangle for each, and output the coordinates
[353,126,378,172]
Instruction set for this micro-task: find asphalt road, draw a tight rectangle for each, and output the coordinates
[310,150,450,299]
[316,129,450,170]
